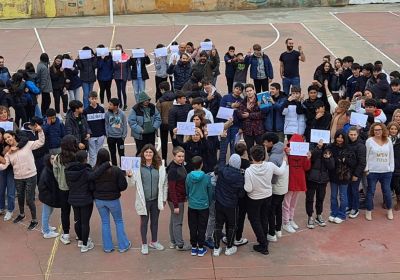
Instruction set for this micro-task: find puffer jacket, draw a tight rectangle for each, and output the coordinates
[76,57,97,83]
[348,137,366,179]
[97,57,114,81]
[282,100,306,135]
[90,162,128,200]
[38,165,62,208]
[307,144,335,184]
[128,103,161,140]
[65,162,93,207]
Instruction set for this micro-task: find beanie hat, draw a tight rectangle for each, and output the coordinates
[138,92,151,103]
[228,154,242,170]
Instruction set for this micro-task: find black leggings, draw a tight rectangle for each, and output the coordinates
[268,194,284,236]
[73,203,94,246]
[214,201,237,249]
[305,181,327,217]
[115,79,127,107]
[53,88,68,114]
[107,137,125,166]
[235,196,247,241]
[41,92,51,117]
[160,125,169,161]
[98,80,112,104]
[140,199,160,244]
[247,196,271,246]
[60,190,71,234]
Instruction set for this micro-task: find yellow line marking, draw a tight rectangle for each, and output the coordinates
[44,225,62,280]
[109,25,116,50]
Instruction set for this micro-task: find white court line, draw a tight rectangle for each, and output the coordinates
[33,28,45,53]
[146,24,189,68]
[262,23,280,50]
[300,22,336,58]
[330,11,400,68]
[389,11,400,17]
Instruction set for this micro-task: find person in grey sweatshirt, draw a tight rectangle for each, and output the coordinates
[105,98,127,166]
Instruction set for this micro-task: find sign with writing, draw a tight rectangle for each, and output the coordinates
[154,47,168,57]
[206,123,224,136]
[216,107,234,120]
[61,59,74,69]
[121,156,140,171]
[78,50,92,60]
[350,112,368,128]
[96,47,109,56]
[290,142,310,156]
[0,121,13,131]
[112,50,122,62]
[132,48,145,58]
[200,41,213,51]
[177,122,196,135]
[310,129,330,144]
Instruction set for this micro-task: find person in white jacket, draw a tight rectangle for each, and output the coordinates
[132,144,168,255]
[244,145,287,255]
[365,123,394,221]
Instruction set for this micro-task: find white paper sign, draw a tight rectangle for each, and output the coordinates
[200,41,213,51]
[96,47,109,56]
[112,50,122,62]
[355,99,362,112]
[78,50,92,60]
[207,123,224,136]
[350,112,368,128]
[121,156,141,171]
[132,49,145,58]
[0,121,13,131]
[216,107,234,120]
[154,47,168,57]
[61,59,74,69]
[169,45,179,53]
[177,122,196,135]
[290,142,310,156]
[310,129,330,144]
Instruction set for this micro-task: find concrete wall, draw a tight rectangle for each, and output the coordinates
[0,0,349,19]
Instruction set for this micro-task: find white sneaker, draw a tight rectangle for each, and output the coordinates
[283,223,296,233]
[276,231,282,238]
[60,234,71,245]
[43,231,59,239]
[289,220,299,230]
[169,242,177,249]
[41,226,56,234]
[233,238,248,246]
[328,216,335,223]
[213,247,222,257]
[225,246,237,256]
[141,244,149,255]
[80,240,95,253]
[334,217,344,224]
[4,211,12,221]
[267,234,277,242]
[78,238,92,248]
[149,241,165,251]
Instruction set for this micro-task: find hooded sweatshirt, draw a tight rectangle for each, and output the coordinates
[268,142,289,195]
[185,170,213,210]
[244,160,287,200]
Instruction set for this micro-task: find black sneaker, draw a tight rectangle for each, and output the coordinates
[307,216,315,229]
[315,215,326,227]
[28,220,38,230]
[253,244,269,255]
[123,105,128,111]
[13,214,25,224]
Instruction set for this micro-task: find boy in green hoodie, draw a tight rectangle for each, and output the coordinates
[185,156,213,257]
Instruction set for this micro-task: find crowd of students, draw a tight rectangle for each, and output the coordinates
[0,37,400,257]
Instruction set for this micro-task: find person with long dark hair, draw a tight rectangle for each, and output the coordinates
[50,55,68,118]
[9,72,28,127]
[113,44,130,111]
[24,62,40,119]
[63,54,82,103]
[76,46,97,108]
[96,44,113,105]
[36,53,52,116]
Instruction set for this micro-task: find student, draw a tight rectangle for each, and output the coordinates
[0,124,44,230]
[186,97,214,123]
[128,92,161,156]
[168,91,192,147]
[224,46,236,93]
[9,72,28,127]
[65,150,95,253]
[65,100,91,150]
[156,81,176,161]
[191,50,219,83]
[330,100,351,141]
[233,53,249,87]
[382,79,400,122]
[265,83,287,142]
[186,156,213,257]
[213,136,244,257]
[262,132,288,241]
[365,123,395,221]
[244,44,273,92]
[167,53,192,91]
[96,44,113,104]
[355,98,386,124]
[49,55,67,118]
[105,98,127,166]
[154,44,169,102]
[36,53,52,116]
[345,63,363,101]
[63,54,82,103]
[167,146,191,251]
[38,154,62,239]
[202,78,222,120]
[113,44,131,111]
[84,92,106,167]
[90,148,132,253]
[347,127,366,219]
[43,108,65,155]
[0,56,11,83]
[130,50,151,103]
[282,86,306,139]
[387,122,400,211]
[306,140,334,229]
[76,46,97,108]
[132,144,168,255]
[306,100,332,142]
[244,145,287,255]
[282,134,311,233]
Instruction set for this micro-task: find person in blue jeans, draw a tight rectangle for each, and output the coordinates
[279,38,305,95]
[365,123,395,221]
[328,129,356,224]
[76,46,97,108]
[90,148,132,253]
[347,127,366,219]
[130,52,151,103]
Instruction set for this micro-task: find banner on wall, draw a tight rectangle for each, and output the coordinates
[349,0,399,3]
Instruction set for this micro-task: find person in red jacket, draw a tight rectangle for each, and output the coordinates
[282,134,311,233]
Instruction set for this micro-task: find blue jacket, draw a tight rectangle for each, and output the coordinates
[220,93,242,127]
[224,53,235,79]
[264,92,287,132]
[43,118,65,149]
[185,170,213,210]
[97,57,113,81]
[245,54,274,80]
[128,103,161,140]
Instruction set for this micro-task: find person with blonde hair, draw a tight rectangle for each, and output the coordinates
[365,123,395,220]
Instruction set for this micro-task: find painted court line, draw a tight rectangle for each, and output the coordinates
[262,23,280,50]
[34,27,45,53]
[44,225,62,280]
[330,12,400,68]
[389,11,400,17]
[300,22,336,58]
[109,25,116,49]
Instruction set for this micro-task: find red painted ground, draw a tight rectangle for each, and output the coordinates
[335,12,400,65]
